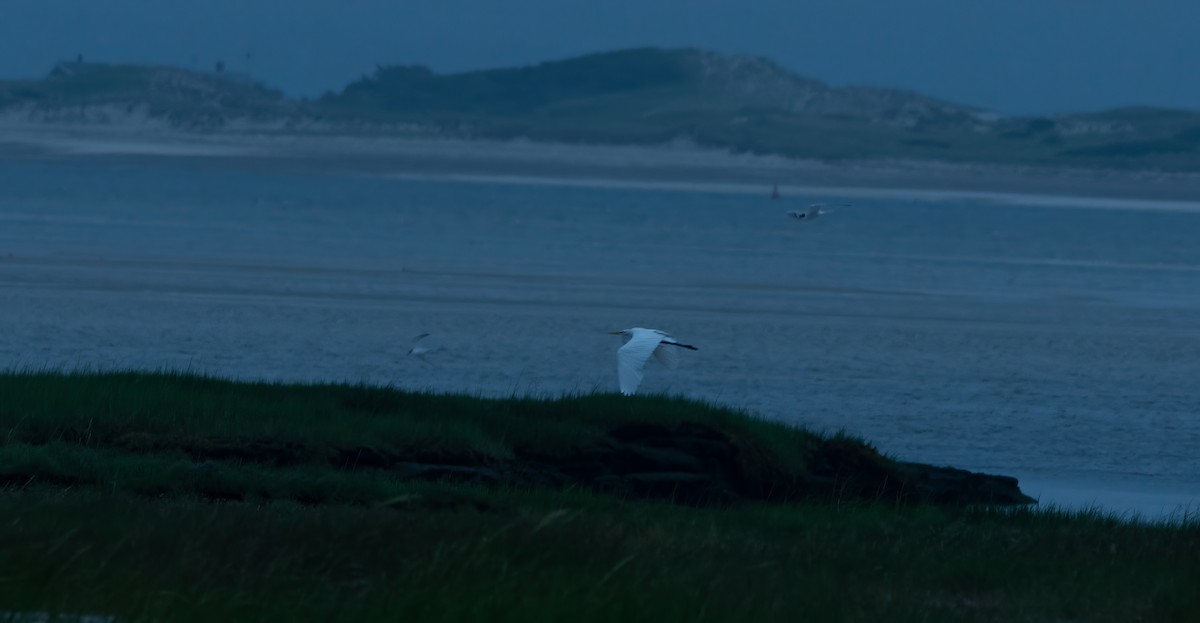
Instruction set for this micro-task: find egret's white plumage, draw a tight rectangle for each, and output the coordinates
[787,203,850,221]
[608,328,697,395]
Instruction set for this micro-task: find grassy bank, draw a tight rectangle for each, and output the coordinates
[0,372,1196,622]
[0,371,805,458]
[0,371,820,503]
[0,371,1031,506]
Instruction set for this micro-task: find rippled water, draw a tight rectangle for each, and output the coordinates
[2,157,1198,516]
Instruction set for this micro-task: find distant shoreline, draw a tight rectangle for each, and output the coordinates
[6,123,1200,205]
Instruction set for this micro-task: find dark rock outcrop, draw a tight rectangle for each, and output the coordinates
[111,423,1035,508]
[897,463,1035,506]
[506,423,1034,507]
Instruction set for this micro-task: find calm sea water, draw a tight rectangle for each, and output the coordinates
[2,157,1198,516]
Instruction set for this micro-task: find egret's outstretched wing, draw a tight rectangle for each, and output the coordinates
[652,342,678,368]
[617,331,665,395]
[656,334,698,369]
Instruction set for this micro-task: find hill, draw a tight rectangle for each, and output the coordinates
[320,48,1200,168]
[325,47,981,128]
[0,60,292,127]
[5,48,1200,170]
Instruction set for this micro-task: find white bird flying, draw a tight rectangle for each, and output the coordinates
[608,327,698,396]
[407,333,442,365]
[787,203,850,221]
[407,333,437,355]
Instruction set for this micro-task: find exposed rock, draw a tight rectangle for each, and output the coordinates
[506,423,1034,507]
[899,463,1036,506]
[108,423,1035,508]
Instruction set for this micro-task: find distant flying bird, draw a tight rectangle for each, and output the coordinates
[407,333,442,365]
[608,328,698,396]
[787,203,850,221]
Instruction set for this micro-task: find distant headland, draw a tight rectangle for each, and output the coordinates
[4,47,1200,172]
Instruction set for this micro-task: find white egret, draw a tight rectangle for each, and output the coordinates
[608,328,698,396]
[787,203,850,221]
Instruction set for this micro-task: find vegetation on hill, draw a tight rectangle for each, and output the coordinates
[324,47,979,125]
[0,61,290,127]
[4,48,1200,169]
[0,371,1030,507]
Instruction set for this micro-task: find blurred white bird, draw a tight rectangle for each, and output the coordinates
[608,327,698,395]
[787,203,850,221]
[407,333,437,355]
[407,333,442,365]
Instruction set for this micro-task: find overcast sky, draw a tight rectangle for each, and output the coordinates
[2,0,1197,115]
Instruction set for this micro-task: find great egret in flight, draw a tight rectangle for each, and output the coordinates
[787,203,850,221]
[609,328,698,395]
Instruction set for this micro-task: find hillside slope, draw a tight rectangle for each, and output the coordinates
[325,47,983,129]
[4,48,1200,169]
[0,61,291,127]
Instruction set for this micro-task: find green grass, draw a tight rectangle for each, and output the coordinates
[0,442,411,504]
[0,489,1197,622]
[1,371,1196,621]
[3,370,888,510]
[0,370,822,476]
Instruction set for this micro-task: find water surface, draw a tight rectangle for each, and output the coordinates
[2,157,1197,517]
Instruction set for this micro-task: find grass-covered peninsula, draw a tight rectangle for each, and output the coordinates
[0,371,1197,622]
